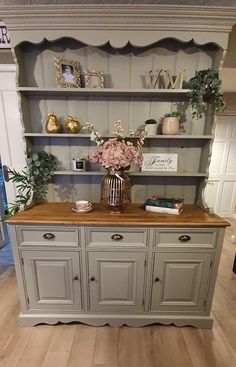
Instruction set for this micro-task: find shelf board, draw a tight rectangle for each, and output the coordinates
[54,171,207,177]
[18,87,190,98]
[24,133,212,140]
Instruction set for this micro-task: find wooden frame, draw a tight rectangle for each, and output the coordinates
[84,70,104,88]
[54,57,81,88]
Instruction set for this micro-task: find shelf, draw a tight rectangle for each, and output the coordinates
[24,133,212,140]
[18,87,190,99]
[54,171,207,177]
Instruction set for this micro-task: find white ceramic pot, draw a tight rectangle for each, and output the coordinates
[162,117,179,135]
[145,123,157,136]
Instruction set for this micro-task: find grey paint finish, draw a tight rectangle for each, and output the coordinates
[10,223,225,328]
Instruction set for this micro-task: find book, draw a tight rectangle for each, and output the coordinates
[145,197,184,209]
[145,205,184,215]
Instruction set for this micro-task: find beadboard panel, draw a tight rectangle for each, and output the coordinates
[15,39,217,204]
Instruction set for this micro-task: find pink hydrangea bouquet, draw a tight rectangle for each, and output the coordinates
[84,120,146,172]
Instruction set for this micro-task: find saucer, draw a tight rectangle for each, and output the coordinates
[72,207,92,213]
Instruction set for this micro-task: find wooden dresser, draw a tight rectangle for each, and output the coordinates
[6,203,229,328]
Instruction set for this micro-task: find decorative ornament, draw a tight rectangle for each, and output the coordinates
[65,115,81,134]
[46,113,61,133]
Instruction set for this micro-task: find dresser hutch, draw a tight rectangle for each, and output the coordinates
[2,5,235,327]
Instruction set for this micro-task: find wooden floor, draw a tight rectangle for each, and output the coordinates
[0,223,236,367]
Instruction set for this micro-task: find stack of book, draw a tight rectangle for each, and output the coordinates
[145,197,184,215]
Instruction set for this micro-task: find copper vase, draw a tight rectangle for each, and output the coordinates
[100,169,131,213]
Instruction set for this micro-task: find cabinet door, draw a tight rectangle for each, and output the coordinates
[88,251,146,312]
[21,250,82,310]
[151,252,212,312]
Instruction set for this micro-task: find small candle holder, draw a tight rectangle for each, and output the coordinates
[72,158,87,171]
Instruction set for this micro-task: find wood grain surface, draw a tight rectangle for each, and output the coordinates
[5,203,230,227]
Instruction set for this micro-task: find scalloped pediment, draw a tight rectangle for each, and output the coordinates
[0,5,236,48]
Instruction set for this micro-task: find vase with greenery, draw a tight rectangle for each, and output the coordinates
[188,68,225,119]
[162,111,181,135]
[144,118,158,136]
[6,151,57,217]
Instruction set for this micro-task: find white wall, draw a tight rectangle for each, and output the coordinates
[0,64,26,205]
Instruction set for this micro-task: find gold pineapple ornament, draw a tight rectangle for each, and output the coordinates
[65,115,80,134]
[46,113,61,133]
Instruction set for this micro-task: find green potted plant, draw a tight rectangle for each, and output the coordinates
[6,151,57,217]
[144,118,158,136]
[162,111,181,135]
[188,68,225,119]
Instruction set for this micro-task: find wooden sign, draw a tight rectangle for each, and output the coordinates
[145,69,185,89]
[0,22,10,48]
[142,153,178,172]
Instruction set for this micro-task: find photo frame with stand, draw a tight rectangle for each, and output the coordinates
[84,69,104,88]
[54,57,81,88]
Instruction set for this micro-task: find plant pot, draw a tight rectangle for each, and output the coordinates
[162,117,179,135]
[145,123,157,136]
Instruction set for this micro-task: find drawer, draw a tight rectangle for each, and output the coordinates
[85,227,148,247]
[154,229,217,248]
[16,226,79,247]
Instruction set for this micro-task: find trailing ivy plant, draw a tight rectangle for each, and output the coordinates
[6,151,57,217]
[188,68,225,119]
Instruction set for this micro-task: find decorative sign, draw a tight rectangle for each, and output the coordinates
[145,69,185,89]
[0,22,10,48]
[142,153,178,172]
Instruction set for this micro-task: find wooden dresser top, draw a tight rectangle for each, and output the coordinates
[5,203,230,228]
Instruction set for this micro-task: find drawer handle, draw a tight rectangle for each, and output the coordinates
[43,233,55,240]
[178,235,191,242]
[111,234,123,241]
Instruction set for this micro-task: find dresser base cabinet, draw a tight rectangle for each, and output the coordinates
[7,204,229,329]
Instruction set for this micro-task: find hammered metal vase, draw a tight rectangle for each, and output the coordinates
[100,169,131,213]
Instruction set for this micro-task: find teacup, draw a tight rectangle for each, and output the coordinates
[75,200,92,211]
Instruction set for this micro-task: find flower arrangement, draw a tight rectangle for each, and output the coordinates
[84,120,146,172]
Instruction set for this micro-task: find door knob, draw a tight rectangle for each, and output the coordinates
[154,277,160,282]
[90,276,96,282]
[73,275,79,281]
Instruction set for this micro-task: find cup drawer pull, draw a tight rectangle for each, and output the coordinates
[178,235,191,242]
[111,234,123,241]
[43,233,55,240]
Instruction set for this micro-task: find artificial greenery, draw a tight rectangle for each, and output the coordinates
[164,111,180,118]
[145,118,158,124]
[6,151,57,217]
[188,68,225,119]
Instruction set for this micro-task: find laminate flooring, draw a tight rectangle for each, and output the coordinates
[0,220,236,367]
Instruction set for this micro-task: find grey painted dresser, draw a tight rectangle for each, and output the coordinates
[6,203,229,328]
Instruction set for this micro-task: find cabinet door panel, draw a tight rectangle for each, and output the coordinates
[22,250,82,310]
[151,252,212,312]
[88,251,146,312]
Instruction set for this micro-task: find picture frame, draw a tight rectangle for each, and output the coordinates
[84,69,104,88]
[141,153,178,172]
[54,57,81,88]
